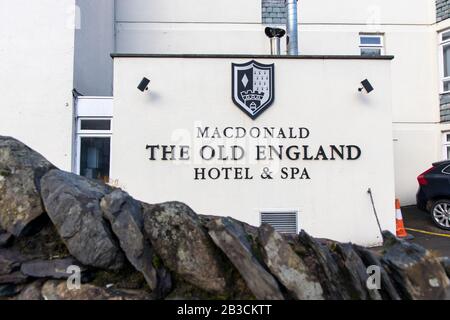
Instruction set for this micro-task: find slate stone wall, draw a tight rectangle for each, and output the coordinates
[437,0,450,22]
[262,0,286,25]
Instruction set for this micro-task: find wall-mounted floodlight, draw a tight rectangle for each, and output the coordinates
[138,77,150,92]
[358,79,374,94]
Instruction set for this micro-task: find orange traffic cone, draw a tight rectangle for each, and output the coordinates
[395,199,413,239]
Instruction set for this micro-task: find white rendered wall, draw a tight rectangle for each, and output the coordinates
[299,0,435,25]
[115,0,264,54]
[0,0,75,170]
[112,56,396,246]
[115,0,435,55]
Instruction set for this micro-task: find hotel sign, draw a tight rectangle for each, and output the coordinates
[145,61,362,181]
[146,126,362,181]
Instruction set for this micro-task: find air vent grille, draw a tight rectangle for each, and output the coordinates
[260,211,298,234]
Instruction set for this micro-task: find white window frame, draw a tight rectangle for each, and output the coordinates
[77,117,113,135]
[439,30,450,94]
[75,117,113,178]
[74,96,113,180]
[359,34,384,56]
[442,132,450,160]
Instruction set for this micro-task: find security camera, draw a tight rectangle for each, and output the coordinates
[265,27,286,56]
[138,77,150,92]
[265,27,286,39]
[358,79,374,94]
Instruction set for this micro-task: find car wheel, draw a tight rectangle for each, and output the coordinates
[431,200,450,230]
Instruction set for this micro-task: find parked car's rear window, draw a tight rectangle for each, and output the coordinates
[442,165,450,174]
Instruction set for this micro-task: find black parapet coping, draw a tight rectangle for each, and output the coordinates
[110,53,395,60]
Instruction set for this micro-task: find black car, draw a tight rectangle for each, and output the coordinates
[417,160,450,230]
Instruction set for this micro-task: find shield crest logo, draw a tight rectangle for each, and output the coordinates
[232,60,275,119]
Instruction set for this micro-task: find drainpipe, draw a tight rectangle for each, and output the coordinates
[285,0,299,55]
[270,36,281,55]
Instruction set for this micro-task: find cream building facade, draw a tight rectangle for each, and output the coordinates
[1,0,450,244]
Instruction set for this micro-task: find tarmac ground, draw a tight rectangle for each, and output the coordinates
[402,205,450,258]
